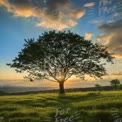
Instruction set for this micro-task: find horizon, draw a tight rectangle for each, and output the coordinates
[0,77,122,89]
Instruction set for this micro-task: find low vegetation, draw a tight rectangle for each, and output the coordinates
[0,91,122,122]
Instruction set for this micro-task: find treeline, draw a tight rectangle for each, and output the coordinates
[0,85,121,96]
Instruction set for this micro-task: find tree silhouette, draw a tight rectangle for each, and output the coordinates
[95,84,102,91]
[110,79,120,90]
[7,31,113,94]
[119,84,122,90]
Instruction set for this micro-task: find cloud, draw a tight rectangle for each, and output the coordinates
[0,0,34,17]
[97,20,122,58]
[37,19,77,30]
[96,34,111,45]
[85,32,93,40]
[0,0,85,30]
[84,2,95,7]
[69,8,85,19]
[104,74,122,81]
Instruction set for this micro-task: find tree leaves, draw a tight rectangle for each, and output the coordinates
[7,30,114,83]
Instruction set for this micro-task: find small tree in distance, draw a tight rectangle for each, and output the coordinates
[95,84,103,91]
[110,79,120,90]
[119,84,122,90]
[7,31,114,94]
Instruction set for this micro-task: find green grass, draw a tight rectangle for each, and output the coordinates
[0,91,122,122]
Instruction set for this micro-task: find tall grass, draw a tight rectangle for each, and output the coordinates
[0,91,122,122]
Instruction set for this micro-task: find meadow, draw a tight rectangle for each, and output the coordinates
[0,91,122,122]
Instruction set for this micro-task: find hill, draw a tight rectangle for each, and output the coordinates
[0,90,6,95]
[0,86,56,94]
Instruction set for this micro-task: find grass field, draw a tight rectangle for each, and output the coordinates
[0,91,122,122]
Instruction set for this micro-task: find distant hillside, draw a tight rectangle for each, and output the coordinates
[0,86,56,94]
[0,85,117,95]
[0,90,6,95]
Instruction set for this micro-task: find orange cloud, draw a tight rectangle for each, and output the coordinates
[69,9,85,19]
[36,8,85,30]
[37,19,68,31]
[84,2,95,7]
[0,0,85,30]
[85,32,93,40]
[96,34,111,45]
[0,0,34,17]
[97,20,122,58]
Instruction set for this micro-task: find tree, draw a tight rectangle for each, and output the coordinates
[110,79,120,90]
[95,84,102,91]
[7,31,113,94]
[119,84,122,90]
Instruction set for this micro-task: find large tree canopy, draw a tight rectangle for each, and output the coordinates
[7,31,113,94]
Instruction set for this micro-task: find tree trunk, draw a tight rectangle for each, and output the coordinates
[59,82,65,94]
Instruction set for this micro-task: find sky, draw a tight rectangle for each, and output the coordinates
[0,0,122,87]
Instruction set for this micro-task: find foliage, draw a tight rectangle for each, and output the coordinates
[95,84,103,91]
[110,79,121,90]
[7,31,114,93]
[119,84,122,90]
